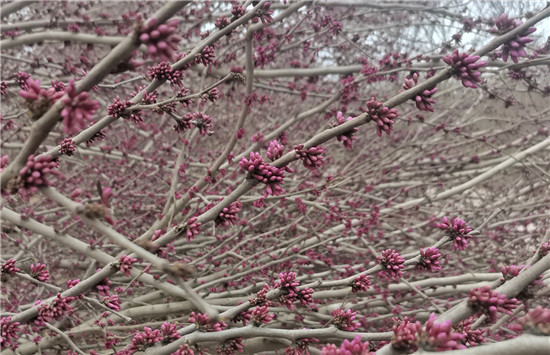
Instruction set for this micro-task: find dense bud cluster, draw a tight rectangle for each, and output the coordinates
[420,313,466,351]
[0,316,21,351]
[189,312,227,332]
[330,112,358,150]
[468,286,521,323]
[520,306,550,335]
[351,274,371,293]
[321,335,372,355]
[294,144,326,171]
[148,61,183,87]
[18,155,61,194]
[215,200,242,227]
[364,97,399,137]
[490,14,536,63]
[267,140,284,161]
[59,138,76,156]
[391,316,422,351]
[331,308,360,331]
[239,152,285,196]
[377,249,405,279]
[436,216,472,250]
[417,247,442,272]
[139,18,181,60]
[107,98,143,123]
[442,49,487,89]
[60,80,99,134]
[402,72,437,112]
[1,259,20,274]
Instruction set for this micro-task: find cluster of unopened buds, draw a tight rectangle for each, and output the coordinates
[60,80,99,134]
[490,14,536,63]
[148,61,183,87]
[239,152,285,196]
[331,308,360,331]
[273,271,316,310]
[118,255,138,277]
[215,200,242,227]
[350,274,371,293]
[266,140,284,161]
[189,312,227,332]
[250,305,274,326]
[436,216,472,250]
[330,112,358,150]
[468,286,521,323]
[377,249,405,279]
[391,316,422,351]
[520,306,550,335]
[402,72,437,112]
[364,97,399,137]
[1,259,20,274]
[139,18,181,60]
[107,98,143,123]
[294,144,326,171]
[321,335,372,355]
[16,155,61,196]
[417,247,442,272]
[184,217,201,241]
[442,49,487,89]
[419,313,466,351]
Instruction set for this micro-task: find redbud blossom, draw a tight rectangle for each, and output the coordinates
[267,140,284,161]
[364,97,399,137]
[351,274,371,293]
[436,216,472,250]
[442,49,487,89]
[331,308,360,331]
[139,18,181,60]
[331,112,358,150]
[490,14,536,64]
[321,335,371,355]
[0,316,21,351]
[1,259,20,274]
[60,80,99,134]
[468,286,520,323]
[421,313,466,351]
[391,317,422,351]
[239,152,285,197]
[148,62,183,87]
[294,144,326,170]
[107,98,142,123]
[377,249,405,279]
[417,247,442,272]
[402,72,437,112]
[520,306,550,335]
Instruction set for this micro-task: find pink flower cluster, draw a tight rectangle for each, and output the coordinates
[148,61,183,86]
[59,138,76,156]
[19,155,61,194]
[351,274,371,293]
[391,316,422,351]
[107,98,142,123]
[139,18,181,60]
[520,306,550,335]
[364,97,399,137]
[1,259,20,274]
[185,112,213,136]
[377,249,405,279]
[253,2,274,25]
[331,308,360,331]
[217,337,244,355]
[185,217,201,241]
[251,305,274,326]
[189,312,227,332]
[468,286,520,323]
[160,321,181,342]
[19,78,63,103]
[274,272,316,310]
[127,326,163,352]
[294,144,326,171]
[1,81,7,96]
[331,112,358,150]
[442,49,487,89]
[102,294,121,311]
[0,316,21,351]
[60,80,99,134]
[436,216,472,250]
[119,255,138,277]
[37,294,74,324]
[417,247,442,272]
[457,317,486,346]
[30,262,50,281]
[239,152,285,196]
[402,72,437,112]
[321,335,372,355]
[267,140,284,161]
[215,200,242,227]
[490,14,536,63]
[195,46,216,66]
[420,313,466,351]
[500,264,524,282]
